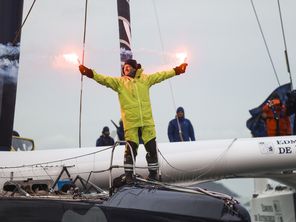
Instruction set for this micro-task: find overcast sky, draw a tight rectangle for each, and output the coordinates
[14,0,296,150]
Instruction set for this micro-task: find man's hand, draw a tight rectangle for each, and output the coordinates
[174,63,188,75]
[79,65,94,78]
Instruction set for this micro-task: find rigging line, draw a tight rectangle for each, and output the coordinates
[79,0,89,148]
[151,0,176,108]
[0,145,114,170]
[250,0,280,86]
[277,0,292,89]
[40,166,54,182]
[196,138,237,180]
[157,149,212,173]
[12,0,37,45]
[158,138,237,177]
[152,0,183,141]
[136,177,235,201]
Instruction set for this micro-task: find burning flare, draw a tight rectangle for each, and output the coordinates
[176,52,187,63]
[63,53,80,65]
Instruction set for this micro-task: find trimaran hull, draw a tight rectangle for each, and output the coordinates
[1,136,296,189]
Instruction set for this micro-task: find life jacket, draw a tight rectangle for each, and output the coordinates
[262,100,291,136]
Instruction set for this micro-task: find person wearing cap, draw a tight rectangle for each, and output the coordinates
[79,59,188,183]
[168,106,195,142]
[261,93,291,136]
[96,126,115,147]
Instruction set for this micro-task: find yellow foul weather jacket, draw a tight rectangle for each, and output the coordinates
[92,68,176,130]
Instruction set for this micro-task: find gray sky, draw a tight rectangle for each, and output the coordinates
[14,0,296,149]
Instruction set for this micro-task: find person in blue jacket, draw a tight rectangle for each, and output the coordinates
[167,107,195,142]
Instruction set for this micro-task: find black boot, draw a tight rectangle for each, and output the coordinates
[124,141,138,184]
[144,138,159,181]
[148,170,158,181]
[125,172,134,184]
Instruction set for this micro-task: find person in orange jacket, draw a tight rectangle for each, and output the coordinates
[261,93,291,136]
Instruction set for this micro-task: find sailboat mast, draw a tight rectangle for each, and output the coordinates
[117,0,133,67]
[0,0,24,151]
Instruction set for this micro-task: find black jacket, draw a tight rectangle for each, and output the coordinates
[96,135,114,147]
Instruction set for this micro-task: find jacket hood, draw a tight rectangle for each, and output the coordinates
[102,126,109,133]
[135,68,143,78]
[176,106,184,114]
[176,106,185,119]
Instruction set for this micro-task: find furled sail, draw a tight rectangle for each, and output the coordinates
[117,0,132,66]
[0,0,24,151]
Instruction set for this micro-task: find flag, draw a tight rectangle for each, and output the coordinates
[246,83,292,137]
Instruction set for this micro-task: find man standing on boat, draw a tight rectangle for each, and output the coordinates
[79,59,188,183]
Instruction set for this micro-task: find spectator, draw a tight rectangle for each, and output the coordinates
[249,115,267,137]
[168,107,195,142]
[261,93,291,136]
[96,126,115,147]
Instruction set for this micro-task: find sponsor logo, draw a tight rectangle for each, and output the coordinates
[261,204,273,212]
[259,140,295,155]
[277,140,294,154]
[62,206,107,222]
[278,147,292,154]
[276,139,296,145]
[259,142,274,154]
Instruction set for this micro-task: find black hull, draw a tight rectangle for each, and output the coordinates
[0,185,250,222]
[0,198,221,222]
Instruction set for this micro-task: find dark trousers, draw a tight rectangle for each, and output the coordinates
[124,138,158,178]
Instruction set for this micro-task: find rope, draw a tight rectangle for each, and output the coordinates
[152,0,183,141]
[135,177,236,203]
[195,138,237,180]
[79,0,89,148]
[12,0,37,45]
[157,138,237,179]
[250,0,280,86]
[0,145,113,169]
[277,0,292,89]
